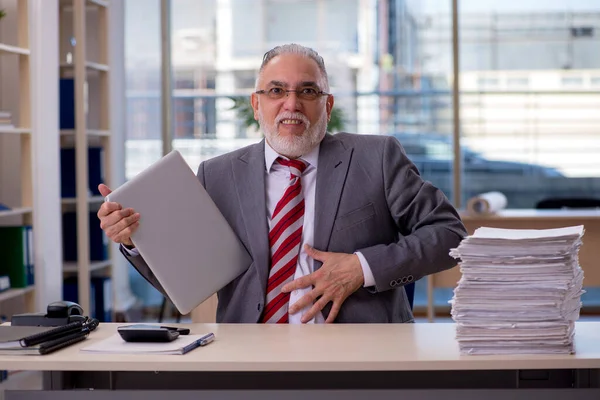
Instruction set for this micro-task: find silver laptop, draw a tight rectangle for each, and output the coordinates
[106,150,251,315]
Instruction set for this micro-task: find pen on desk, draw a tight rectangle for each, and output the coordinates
[198,332,215,346]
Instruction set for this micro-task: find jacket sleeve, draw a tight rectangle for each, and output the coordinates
[357,135,467,292]
[119,244,169,298]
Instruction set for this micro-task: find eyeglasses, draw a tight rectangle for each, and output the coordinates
[255,87,330,101]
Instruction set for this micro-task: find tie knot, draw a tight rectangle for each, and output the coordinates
[277,157,308,178]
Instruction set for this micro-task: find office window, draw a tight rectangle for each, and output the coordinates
[458,0,600,209]
[124,0,600,312]
[125,0,162,182]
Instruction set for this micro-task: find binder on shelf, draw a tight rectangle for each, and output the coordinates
[62,211,108,262]
[25,226,34,286]
[59,78,75,130]
[60,147,105,198]
[92,276,112,322]
[0,226,33,288]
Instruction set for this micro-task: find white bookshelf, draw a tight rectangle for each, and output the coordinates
[59,0,113,316]
[0,0,35,314]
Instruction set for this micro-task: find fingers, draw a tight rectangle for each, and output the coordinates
[105,210,140,241]
[97,201,122,218]
[304,244,327,261]
[289,288,321,314]
[301,295,330,323]
[98,183,112,197]
[114,221,140,244]
[99,206,132,229]
[96,184,140,246]
[325,301,342,323]
[281,274,313,293]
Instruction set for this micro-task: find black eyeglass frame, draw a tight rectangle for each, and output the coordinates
[255,88,331,101]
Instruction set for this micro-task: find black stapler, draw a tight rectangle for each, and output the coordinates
[11,301,86,326]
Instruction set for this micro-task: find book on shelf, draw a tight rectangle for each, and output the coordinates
[59,79,75,130]
[0,226,34,288]
[0,203,10,211]
[60,147,105,198]
[62,211,108,262]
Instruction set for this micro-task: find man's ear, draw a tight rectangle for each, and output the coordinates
[251,93,259,121]
[326,94,335,121]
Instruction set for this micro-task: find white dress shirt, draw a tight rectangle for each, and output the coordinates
[124,141,376,323]
[264,141,375,324]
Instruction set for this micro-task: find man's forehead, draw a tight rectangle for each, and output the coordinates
[266,80,319,88]
[259,54,323,83]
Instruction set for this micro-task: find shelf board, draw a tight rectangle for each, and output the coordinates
[85,61,109,72]
[87,129,110,137]
[63,260,111,273]
[0,43,30,56]
[0,207,33,218]
[60,61,109,72]
[60,0,109,9]
[60,129,110,137]
[0,286,34,303]
[61,196,105,205]
[87,0,109,7]
[0,127,31,135]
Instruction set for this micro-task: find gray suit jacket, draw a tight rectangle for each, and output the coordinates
[122,133,467,323]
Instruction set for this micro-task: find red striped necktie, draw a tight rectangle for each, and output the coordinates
[261,157,308,323]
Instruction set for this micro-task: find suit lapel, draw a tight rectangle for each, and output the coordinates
[232,141,270,298]
[314,134,353,269]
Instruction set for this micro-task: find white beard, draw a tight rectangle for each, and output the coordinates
[259,110,328,159]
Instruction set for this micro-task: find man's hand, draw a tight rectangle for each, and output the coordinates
[97,184,140,248]
[281,244,364,323]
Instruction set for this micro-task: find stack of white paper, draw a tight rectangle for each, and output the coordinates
[449,225,585,355]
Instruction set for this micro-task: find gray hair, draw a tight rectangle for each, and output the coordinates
[256,43,330,91]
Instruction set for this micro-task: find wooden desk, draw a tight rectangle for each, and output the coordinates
[1,322,599,398]
[426,209,600,320]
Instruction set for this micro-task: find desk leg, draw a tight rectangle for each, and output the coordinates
[42,372,63,391]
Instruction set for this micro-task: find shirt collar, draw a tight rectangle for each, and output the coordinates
[264,140,320,172]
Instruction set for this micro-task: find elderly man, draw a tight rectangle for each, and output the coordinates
[98,43,466,324]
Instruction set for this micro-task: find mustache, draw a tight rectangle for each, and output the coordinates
[275,112,310,126]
